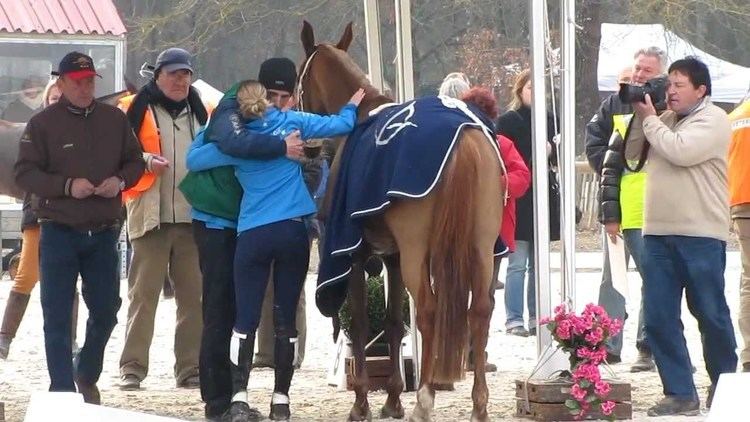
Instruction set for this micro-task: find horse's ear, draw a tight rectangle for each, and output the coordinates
[301,20,316,57]
[336,22,353,51]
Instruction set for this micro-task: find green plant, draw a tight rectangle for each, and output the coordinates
[339,275,411,344]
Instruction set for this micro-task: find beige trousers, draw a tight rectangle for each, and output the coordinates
[736,219,750,364]
[120,223,203,383]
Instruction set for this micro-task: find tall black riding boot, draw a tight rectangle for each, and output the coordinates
[270,334,297,421]
[228,330,262,422]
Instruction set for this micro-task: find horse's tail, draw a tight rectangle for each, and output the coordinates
[428,132,484,384]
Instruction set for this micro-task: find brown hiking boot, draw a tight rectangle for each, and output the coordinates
[630,350,656,372]
[75,376,101,405]
[0,291,31,360]
[647,396,699,416]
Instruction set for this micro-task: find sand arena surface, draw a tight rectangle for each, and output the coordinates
[1,248,738,421]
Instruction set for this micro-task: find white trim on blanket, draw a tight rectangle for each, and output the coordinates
[316,267,353,291]
[317,99,509,291]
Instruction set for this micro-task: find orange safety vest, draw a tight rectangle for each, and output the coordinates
[729,100,750,207]
[117,94,161,203]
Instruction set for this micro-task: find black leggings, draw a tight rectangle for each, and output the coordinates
[233,219,309,338]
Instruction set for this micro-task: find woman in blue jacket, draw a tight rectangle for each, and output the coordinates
[187,80,364,422]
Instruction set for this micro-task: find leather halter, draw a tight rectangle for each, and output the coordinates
[295,49,319,113]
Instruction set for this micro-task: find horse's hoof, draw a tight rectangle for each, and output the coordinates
[407,414,429,422]
[470,411,489,422]
[380,403,405,419]
[349,407,372,422]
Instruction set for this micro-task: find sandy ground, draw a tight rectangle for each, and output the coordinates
[0,244,741,421]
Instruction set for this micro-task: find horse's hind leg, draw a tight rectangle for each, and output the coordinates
[469,250,494,422]
[383,201,436,422]
[380,253,406,419]
[348,252,372,421]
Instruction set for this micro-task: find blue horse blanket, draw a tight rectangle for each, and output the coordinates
[315,95,504,317]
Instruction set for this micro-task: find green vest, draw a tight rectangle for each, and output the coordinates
[613,114,646,230]
[178,83,244,221]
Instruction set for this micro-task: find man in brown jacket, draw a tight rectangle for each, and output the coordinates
[118,48,207,390]
[14,51,145,404]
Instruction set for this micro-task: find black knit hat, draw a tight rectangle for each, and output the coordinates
[258,58,297,94]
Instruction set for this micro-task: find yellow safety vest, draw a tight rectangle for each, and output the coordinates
[613,114,646,230]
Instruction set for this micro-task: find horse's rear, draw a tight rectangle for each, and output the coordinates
[384,127,504,422]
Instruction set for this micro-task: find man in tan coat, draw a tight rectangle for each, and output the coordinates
[118,48,209,390]
[626,56,736,416]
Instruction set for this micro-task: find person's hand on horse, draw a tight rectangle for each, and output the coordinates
[348,88,366,107]
[285,130,305,160]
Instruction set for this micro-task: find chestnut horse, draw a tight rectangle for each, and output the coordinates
[299,21,505,422]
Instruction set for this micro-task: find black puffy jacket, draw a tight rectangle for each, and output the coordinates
[584,94,633,173]
[597,132,626,224]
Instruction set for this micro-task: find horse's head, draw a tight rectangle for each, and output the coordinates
[298,20,389,119]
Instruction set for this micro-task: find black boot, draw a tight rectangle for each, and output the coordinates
[228,331,262,422]
[270,334,296,421]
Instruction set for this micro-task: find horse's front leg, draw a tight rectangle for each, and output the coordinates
[381,254,406,419]
[347,253,372,421]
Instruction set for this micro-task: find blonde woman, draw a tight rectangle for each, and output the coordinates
[496,69,559,337]
[186,80,364,421]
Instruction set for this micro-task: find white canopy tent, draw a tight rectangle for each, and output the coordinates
[598,23,750,104]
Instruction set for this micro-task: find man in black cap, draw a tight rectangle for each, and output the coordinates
[14,51,145,403]
[191,57,306,420]
[258,57,298,110]
[251,57,311,371]
[117,47,207,391]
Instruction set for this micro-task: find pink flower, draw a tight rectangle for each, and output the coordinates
[539,316,551,325]
[601,400,616,416]
[585,327,604,345]
[571,383,587,401]
[591,347,608,365]
[608,318,623,336]
[573,363,601,383]
[594,380,611,397]
[571,316,591,335]
[556,319,572,340]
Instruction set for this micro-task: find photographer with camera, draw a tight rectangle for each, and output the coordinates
[585,47,666,371]
[625,56,737,416]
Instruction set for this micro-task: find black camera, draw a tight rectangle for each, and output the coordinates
[618,76,668,110]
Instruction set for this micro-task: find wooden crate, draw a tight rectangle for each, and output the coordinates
[515,378,632,421]
[345,356,415,392]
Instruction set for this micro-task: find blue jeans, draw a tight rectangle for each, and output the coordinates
[233,220,309,337]
[39,222,121,391]
[504,240,536,329]
[642,235,737,399]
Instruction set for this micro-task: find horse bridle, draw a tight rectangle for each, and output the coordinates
[296,49,319,113]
